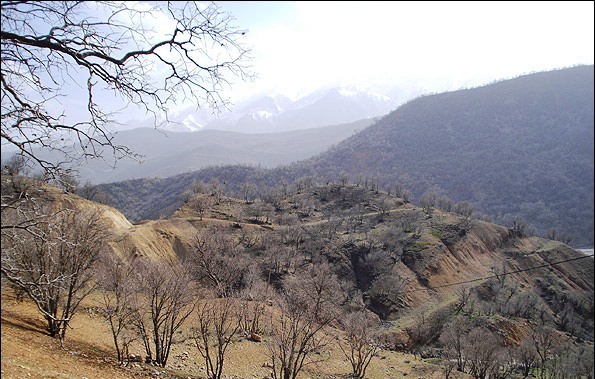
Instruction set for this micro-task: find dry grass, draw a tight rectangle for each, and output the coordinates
[1,286,474,379]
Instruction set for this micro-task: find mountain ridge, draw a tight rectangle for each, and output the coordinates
[151,86,400,134]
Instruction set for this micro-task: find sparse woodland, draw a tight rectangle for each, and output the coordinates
[1,2,593,378]
[2,173,593,378]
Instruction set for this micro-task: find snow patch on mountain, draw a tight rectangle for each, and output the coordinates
[139,86,409,134]
[181,114,203,131]
[254,110,274,119]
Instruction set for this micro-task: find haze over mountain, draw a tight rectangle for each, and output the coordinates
[99,65,594,248]
[294,65,594,247]
[1,86,399,184]
[133,86,403,134]
[28,118,374,185]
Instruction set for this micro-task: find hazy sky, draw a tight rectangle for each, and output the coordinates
[4,1,593,137]
[215,1,594,101]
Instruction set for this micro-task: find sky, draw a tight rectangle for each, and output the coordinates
[2,0,593,145]
[214,1,595,101]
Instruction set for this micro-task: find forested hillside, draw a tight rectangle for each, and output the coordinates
[101,65,594,247]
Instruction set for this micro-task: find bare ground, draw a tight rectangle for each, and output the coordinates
[1,287,475,379]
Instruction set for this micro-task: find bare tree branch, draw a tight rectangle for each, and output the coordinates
[1,1,253,179]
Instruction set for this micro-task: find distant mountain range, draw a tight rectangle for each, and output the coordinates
[1,86,400,184]
[73,118,375,184]
[100,65,594,247]
[138,86,402,134]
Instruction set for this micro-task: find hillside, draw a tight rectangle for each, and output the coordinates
[122,181,595,330]
[2,175,593,378]
[295,65,594,246]
[101,65,594,247]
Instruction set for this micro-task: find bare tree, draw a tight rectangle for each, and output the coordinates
[132,260,195,367]
[439,315,471,373]
[338,310,382,379]
[420,191,437,217]
[78,180,99,201]
[239,299,267,336]
[462,326,503,379]
[377,198,392,218]
[1,1,252,180]
[261,237,293,278]
[513,336,538,379]
[265,262,344,379]
[247,199,272,224]
[338,172,350,186]
[283,262,344,324]
[528,322,559,379]
[240,182,258,203]
[209,179,226,205]
[510,216,535,237]
[192,298,242,379]
[182,180,208,207]
[97,253,138,365]
[436,194,454,212]
[267,302,330,379]
[452,286,474,315]
[483,265,521,316]
[1,153,29,175]
[546,228,573,245]
[190,229,247,297]
[454,201,474,221]
[1,175,47,231]
[1,206,107,342]
[189,194,214,220]
[53,172,80,193]
[407,304,450,348]
[262,187,284,211]
[237,266,269,336]
[367,270,408,320]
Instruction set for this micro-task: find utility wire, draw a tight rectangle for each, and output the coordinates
[400,253,594,295]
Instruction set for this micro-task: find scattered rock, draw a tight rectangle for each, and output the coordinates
[128,354,143,363]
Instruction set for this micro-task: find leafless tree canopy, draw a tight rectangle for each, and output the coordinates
[192,298,242,379]
[97,253,138,365]
[338,310,381,379]
[1,206,108,341]
[267,304,330,379]
[190,228,248,297]
[1,1,252,179]
[132,259,195,367]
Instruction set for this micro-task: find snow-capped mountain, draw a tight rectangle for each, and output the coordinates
[156,87,401,134]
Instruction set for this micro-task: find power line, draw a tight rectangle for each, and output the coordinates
[400,253,594,295]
